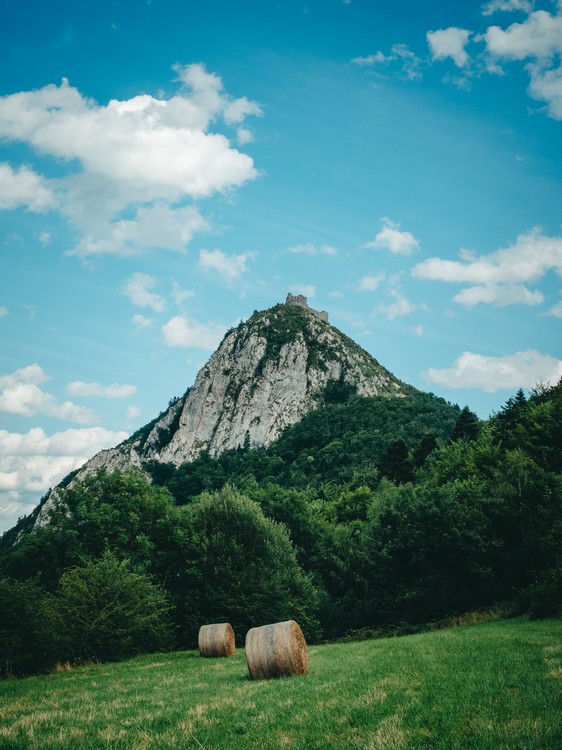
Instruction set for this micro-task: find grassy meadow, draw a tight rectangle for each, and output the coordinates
[0,616,560,750]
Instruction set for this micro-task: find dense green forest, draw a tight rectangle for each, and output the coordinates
[1,383,561,677]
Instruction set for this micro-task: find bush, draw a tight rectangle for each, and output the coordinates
[57,553,173,663]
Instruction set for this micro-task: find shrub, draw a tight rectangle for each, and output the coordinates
[57,553,173,663]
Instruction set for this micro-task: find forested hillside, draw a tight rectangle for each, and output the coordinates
[1,382,561,677]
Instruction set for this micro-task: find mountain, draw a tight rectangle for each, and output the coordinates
[27,294,413,525]
[67,294,412,474]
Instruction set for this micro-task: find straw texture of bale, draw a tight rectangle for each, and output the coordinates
[245,620,308,679]
[198,623,235,657]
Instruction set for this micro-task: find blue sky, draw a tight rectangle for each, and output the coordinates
[1,0,561,532]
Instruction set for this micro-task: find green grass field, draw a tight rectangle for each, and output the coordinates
[0,617,560,749]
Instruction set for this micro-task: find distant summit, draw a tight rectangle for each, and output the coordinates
[35,295,412,522]
[285,292,329,323]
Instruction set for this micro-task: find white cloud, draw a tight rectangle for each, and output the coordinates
[453,283,544,307]
[413,227,562,305]
[548,294,562,317]
[289,243,337,256]
[359,274,385,291]
[391,44,424,80]
[68,203,209,258]
[482,0,533,16]
[351,52,393,66]
[0,426,127,532]
[485,10,562,60]
[162,315,227,350]
[236,127,254,145]
[199,248,256,283]
[528,62,562,119]
[0,306,7,317]
[66,381,136,398]
[366,218,420,255]
[0,162,56,212]
[38,231,51,245]
[375,290,427,320]
[172,281,195,305]
[0,364,96,424]
[425,350,562,392]
[0,64,260,256]
[427,28,472,68]
[123,272,166,312]
[482,9,562,119]
[132,314,154,329]
[0,364,49,389]
[352,45,423,80]
[223,96,263,125]
[415,324,424,336]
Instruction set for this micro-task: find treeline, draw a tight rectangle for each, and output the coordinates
[1,383,561,677]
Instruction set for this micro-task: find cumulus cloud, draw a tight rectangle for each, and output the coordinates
[236,127,254,145]
[485,10,562,59]
[453,283,544,307]
[527,62,562,118]
[0,64,260,256]
[484,9,562,118]
[172,281,195,305]
[161,315,227,350]
[132,314,154,330]
[288,243,337,256]
[66,381,136,398]
[199,248,256,283]
[0,426,127,532]
[353,3,562,120]
[359,274,385,291]
[123,272,166,312]
[375,289,427,320]
[366,218,420,255]
[0,364,96,424]
[427,27,472,67]
[68,204,209,258]
[425,350,562,392]
[0,163,56,212]
[413,227,562,306]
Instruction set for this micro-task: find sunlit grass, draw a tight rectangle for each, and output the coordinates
[0,617,560,749]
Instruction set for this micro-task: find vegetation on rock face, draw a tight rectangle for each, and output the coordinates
[1,381,561,676]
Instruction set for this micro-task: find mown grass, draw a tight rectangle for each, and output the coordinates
[0,617,560,749]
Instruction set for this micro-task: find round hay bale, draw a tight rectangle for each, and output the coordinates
[198,623,235,657]
[245,620,308,679]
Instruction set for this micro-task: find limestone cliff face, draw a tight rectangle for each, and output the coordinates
[49,300,411,490]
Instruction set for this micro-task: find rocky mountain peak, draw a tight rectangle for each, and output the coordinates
[41,295,412,498]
